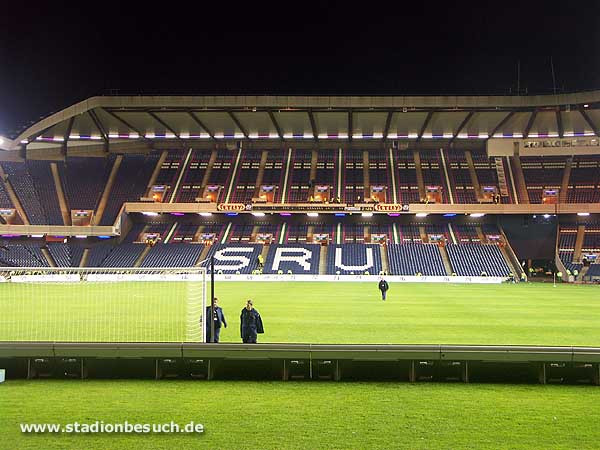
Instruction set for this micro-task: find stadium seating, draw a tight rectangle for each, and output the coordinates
[446,243,510,276]
[419,150,448,203]
[287,149,312,202]
[0,241,49,267]
[567,155,600,203]
[326,244,382,275]
[205,150,237,203]
[396,151,420,203]
[60,157,111,211]
[387,243,446,276]
[2,161,63,224]
[0,180,13,209]
[230,149,261,203]
[141,244,203,267]
[175,149,212,203]
[343,149,364,203]
[154,150,186,202]
[201,243,263,274]
[520,156,565,203]
[263,244,321,275]
[100,153,158,225]
[445,150,477,203]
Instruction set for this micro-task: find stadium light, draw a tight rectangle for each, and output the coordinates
[0,136,4,146]
[415,213,428,218]
[30,234,44,238]
[199,213,213,217]
[543,214,551,219]
[470,213,485,218]
[577,212,590,216]
[142,212,159,216]
[361,212,373,217]
[306,212,319,217]
[75,235,88,239]
[251,212,266,217]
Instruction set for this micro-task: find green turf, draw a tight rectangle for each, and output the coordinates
[1,282,599,345]
[1,380,600,449]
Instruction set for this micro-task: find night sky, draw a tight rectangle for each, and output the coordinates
[1,1,599,137]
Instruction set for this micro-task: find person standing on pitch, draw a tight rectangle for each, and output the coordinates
[240,299,264,343]
[378,276,389,301]
[205,297,227,343]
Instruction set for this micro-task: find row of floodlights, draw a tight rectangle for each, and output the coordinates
[141,211,500,218]
[27,131,598,144]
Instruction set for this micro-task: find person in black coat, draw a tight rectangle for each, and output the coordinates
[205,297,227,343]
[240,299,264,344]
[378,277,389,301]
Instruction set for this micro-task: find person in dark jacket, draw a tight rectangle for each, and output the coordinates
[240,299,264,343]
[205,297,227,343]
[378,277,389,301]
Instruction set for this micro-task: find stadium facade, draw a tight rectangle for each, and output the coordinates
[0,93,599,281]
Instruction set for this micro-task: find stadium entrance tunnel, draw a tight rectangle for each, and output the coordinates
[0,343,599,385]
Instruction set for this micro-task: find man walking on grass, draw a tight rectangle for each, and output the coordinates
[378,276,389,301]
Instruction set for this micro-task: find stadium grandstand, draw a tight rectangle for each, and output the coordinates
[0,93,598,281]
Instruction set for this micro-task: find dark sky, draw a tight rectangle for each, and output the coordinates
[1,1,599,137]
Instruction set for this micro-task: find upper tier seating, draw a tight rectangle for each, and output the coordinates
[205,149,236,203]
[396,151,420,203]
[230,149,261,203]
[445,150,477,203]
[520,156,566,203]
[101,153,158,225]
[175,149,212,203]
[419,150,448,203]
[60,157,111,211]
[2,161,63,224]
[567,155,600,203]
[343,149,364,203]
[287,149,312,202]
[154,150,186,202]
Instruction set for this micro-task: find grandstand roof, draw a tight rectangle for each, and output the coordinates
[4,91,600,153]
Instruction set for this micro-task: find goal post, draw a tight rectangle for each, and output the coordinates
[0,267,208,343]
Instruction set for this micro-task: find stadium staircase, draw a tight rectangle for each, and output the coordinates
[319,246,328,274]
[380,245,389,275]
[413,150,425,201]
[362,150,370,199]
[464,150,482,201]
[559,157,573,203]
[439,149,454,204]
[493,157,511,200]
[574,225,586,261]
[41,246,56,267]
[133,245,152,267]
[577,265,590,281]
[253,150,269,196]
[94,155,122,224]
[0,164,30,224]
[510,156,530,204]
[498,225,527,279]
[438,245,453,275]
[144,151,168,196]
[50,162,70,225]
[200,150,218,189]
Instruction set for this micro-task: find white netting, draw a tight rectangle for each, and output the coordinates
[0,267,206,343]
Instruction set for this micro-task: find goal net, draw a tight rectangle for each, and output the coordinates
[0,267,207,343]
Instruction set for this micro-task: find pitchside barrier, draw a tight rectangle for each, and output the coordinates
[213,274,507,283]
[0,342,598,384]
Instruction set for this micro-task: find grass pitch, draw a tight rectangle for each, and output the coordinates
[0,281,599,345]
[2,380,600,449]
